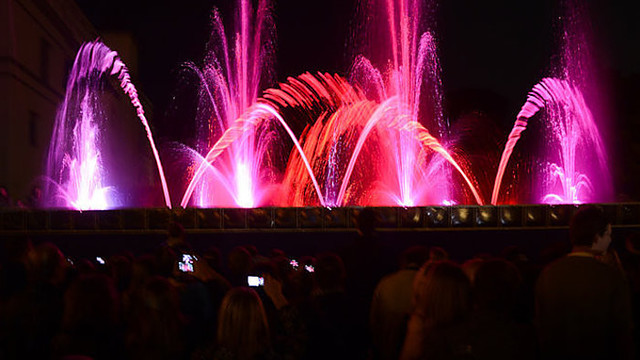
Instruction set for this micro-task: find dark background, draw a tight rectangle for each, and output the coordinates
[74,0,640,198]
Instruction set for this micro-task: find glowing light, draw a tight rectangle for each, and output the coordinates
[235,162,254,208]
[492,78,609,205]
[290,259,299,269]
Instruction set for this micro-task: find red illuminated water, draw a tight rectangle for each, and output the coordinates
[43,0,613,209]
[179,0,482,207]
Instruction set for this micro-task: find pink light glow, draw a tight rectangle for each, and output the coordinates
[492,78,610,204]
[180,0,278,208]
[44,41,170,210]
[44,0,614,209]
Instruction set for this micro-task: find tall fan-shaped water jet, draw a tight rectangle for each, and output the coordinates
[492,0,612,204]
[44,41,171,209]
[346,0,482,205]
[180,0,277,208]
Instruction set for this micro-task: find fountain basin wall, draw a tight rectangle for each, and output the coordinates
[2,204,639,264]
[3,204,639,233]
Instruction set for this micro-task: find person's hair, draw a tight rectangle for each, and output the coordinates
[127,276,184,360]
[228,246,254,275]
[314,252,346,291]
[62,273,120,333]
[154,246,176,278]
[461,258,485,284]
[473,259,522,314]
[625,232,640,254]
[400,246,429,269]
[356,208,377,236]
[413,261,471,328]
[269,248,286,258]
[108,255,132,292]
[244,245,259,257]
[29,242,65,284]
[204,246,222,271]
[217,287,270,360]
[570,206,609,247]
[429,246,449,261]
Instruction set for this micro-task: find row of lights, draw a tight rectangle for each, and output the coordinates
[1,204,638,231]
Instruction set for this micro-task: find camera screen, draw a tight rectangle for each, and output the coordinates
[178,254,195,272]
[247,276,264,287]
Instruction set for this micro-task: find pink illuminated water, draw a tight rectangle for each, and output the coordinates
[179,0,276,208]
[491,1,612,205]
[44,0,614,209]
[342,0,480,205]
[44,41,171,209]
[179,0,480,207]
[492,78,609,204]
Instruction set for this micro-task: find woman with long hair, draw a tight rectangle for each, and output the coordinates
[194,287,273,360]
[400,261,472,360]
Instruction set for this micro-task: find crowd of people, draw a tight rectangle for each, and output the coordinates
[0,206,639,359]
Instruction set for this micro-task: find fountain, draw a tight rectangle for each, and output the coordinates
[44,42,171,210]
[491,0,612,205]
[40,0,613,210]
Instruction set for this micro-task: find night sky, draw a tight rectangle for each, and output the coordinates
[74,0,639,121]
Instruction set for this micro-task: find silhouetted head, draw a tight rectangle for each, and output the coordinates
[62,273,120,333]
[244,245,259,258]
[0,186,10,206]
[108,255,132,292]
[75,258,96,275]
[1,236,32,264]
[314,252,346,292]
[625,232,640,255]
[269,248,286,258]
[400,246,430,269]
[413,261,471,328]
[29,242,66,285]
[356,208,377,236]
[500,245,528,263]
[217,287,270,360]
[155,246,177,278]
[126,276,184,358]
[129,254,155,293]
[429,246,449,262]
[166,221,185,247]
[0,236,31,297]
[204,246,223,272]
[570,206,611,252]
[228,246,254,277]
[473,259,521,314]
[461,258,485,284]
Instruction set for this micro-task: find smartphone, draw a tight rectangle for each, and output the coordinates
[178,254,195,273]
[304,264,315,273]
[96,256,105,265]
[290,259,299,270]
[247,275,264,287]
